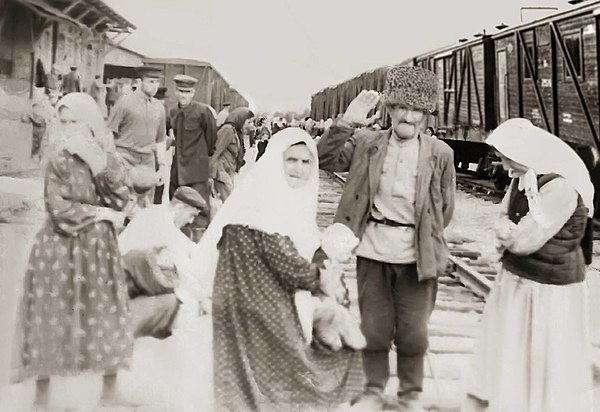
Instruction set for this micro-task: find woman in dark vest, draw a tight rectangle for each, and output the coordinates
[467,118,595,412]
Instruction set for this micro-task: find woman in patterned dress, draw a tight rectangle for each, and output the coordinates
[11,93,135,410]
[195,128,363,411]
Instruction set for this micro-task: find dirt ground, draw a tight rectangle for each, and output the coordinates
[1,124,600,411]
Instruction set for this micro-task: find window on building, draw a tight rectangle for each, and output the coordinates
[564,31,583,79]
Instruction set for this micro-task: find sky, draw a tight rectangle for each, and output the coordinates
[103,0,573,112]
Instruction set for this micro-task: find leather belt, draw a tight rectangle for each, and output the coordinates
[368,215,415,228]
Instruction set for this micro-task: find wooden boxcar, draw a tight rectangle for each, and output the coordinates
[310,66,389,122]
[143,57,248,112]
[412,38,497,167]
[311,0,600,180]
[490,2,600,155]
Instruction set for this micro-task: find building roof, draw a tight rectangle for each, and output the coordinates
[14,0,136,34]
[117,44,145,58]
[142,57,211,67]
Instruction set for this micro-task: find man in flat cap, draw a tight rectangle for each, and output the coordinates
[318,66,455,411]
[168,74,217,231]
[62,66,81,95]
[119,185,209,339]
[108,66,167,205]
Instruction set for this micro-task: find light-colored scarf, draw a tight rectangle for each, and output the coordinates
[486,118,594,217]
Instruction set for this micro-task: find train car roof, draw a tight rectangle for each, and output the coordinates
[492,0,600,39]
[311,65,391,97]
[143,57,251,105]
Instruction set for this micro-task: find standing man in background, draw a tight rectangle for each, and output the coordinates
[318,66,456,412]
[62,66,81,94]
[108,66,167,204]
[168,74,216,235]
[216,101,230,127]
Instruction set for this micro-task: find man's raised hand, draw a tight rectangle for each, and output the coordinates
[342,90,380,125]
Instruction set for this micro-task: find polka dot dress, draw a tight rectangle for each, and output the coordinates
[12,150,133,383]
[212,224,364,412]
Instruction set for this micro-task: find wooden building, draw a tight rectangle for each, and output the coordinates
[0,0,135,97]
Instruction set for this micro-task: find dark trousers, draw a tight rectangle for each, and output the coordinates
[356,257,437,395]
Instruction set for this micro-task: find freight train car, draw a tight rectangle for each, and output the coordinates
[143,57,249,112]
[310,66,390,124]
[411,36,497,171]
[413,1,600,180]
[311,0,600,195]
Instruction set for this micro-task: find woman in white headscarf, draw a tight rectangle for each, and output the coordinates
[466,118,595,412]
[12,93,135,409]
[203,128,363,412]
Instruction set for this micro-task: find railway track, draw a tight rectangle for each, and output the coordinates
[328,171,492,299]
[455,173,503,204]
[320,171,486,409]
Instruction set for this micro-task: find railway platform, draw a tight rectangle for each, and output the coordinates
[0,171,599,411]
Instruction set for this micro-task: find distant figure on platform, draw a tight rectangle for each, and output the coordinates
[318,66,456,411]
[62,66,81,94]
[209,107,254,202]
[424,126,436,137]
[466,118,595,412]
[255,125,271,161]
[168,74,217,233]
[105,78,120,114]
[155,86,168,103]
[21,87,60,163]
[215,101,230,127]
[12,93,135,409]
[45,63,63,94]
[107,66,167,204]
[88,75,108,118]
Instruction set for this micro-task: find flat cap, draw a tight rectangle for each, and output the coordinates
[383,65,439,114]
[173,186,207,210]
[136,65,164,79]
[174,74,198,91]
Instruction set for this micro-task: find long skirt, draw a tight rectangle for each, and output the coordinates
[468,268,593,412]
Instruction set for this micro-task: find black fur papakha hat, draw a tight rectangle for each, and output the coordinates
[383,65,439,114]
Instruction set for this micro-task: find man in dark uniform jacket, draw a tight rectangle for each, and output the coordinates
[169,74,217,233]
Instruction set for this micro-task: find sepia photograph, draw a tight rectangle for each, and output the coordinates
[0,0,599,410]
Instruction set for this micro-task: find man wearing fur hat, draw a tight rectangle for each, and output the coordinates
[318,66,455,411]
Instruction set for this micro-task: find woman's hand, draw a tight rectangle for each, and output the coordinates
[95,207,126,229]
[68,136,108,176]
[494,218,515,248]
[319,260,346,304]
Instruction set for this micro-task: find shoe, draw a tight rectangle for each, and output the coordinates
[348,389,386,411]
[388,392,426,412]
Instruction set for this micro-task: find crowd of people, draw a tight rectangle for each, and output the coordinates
[5,62,597,412]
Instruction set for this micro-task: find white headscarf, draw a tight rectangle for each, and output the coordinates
[56,92,114,152]
[192,127,321,291]
[486,118,594,217]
